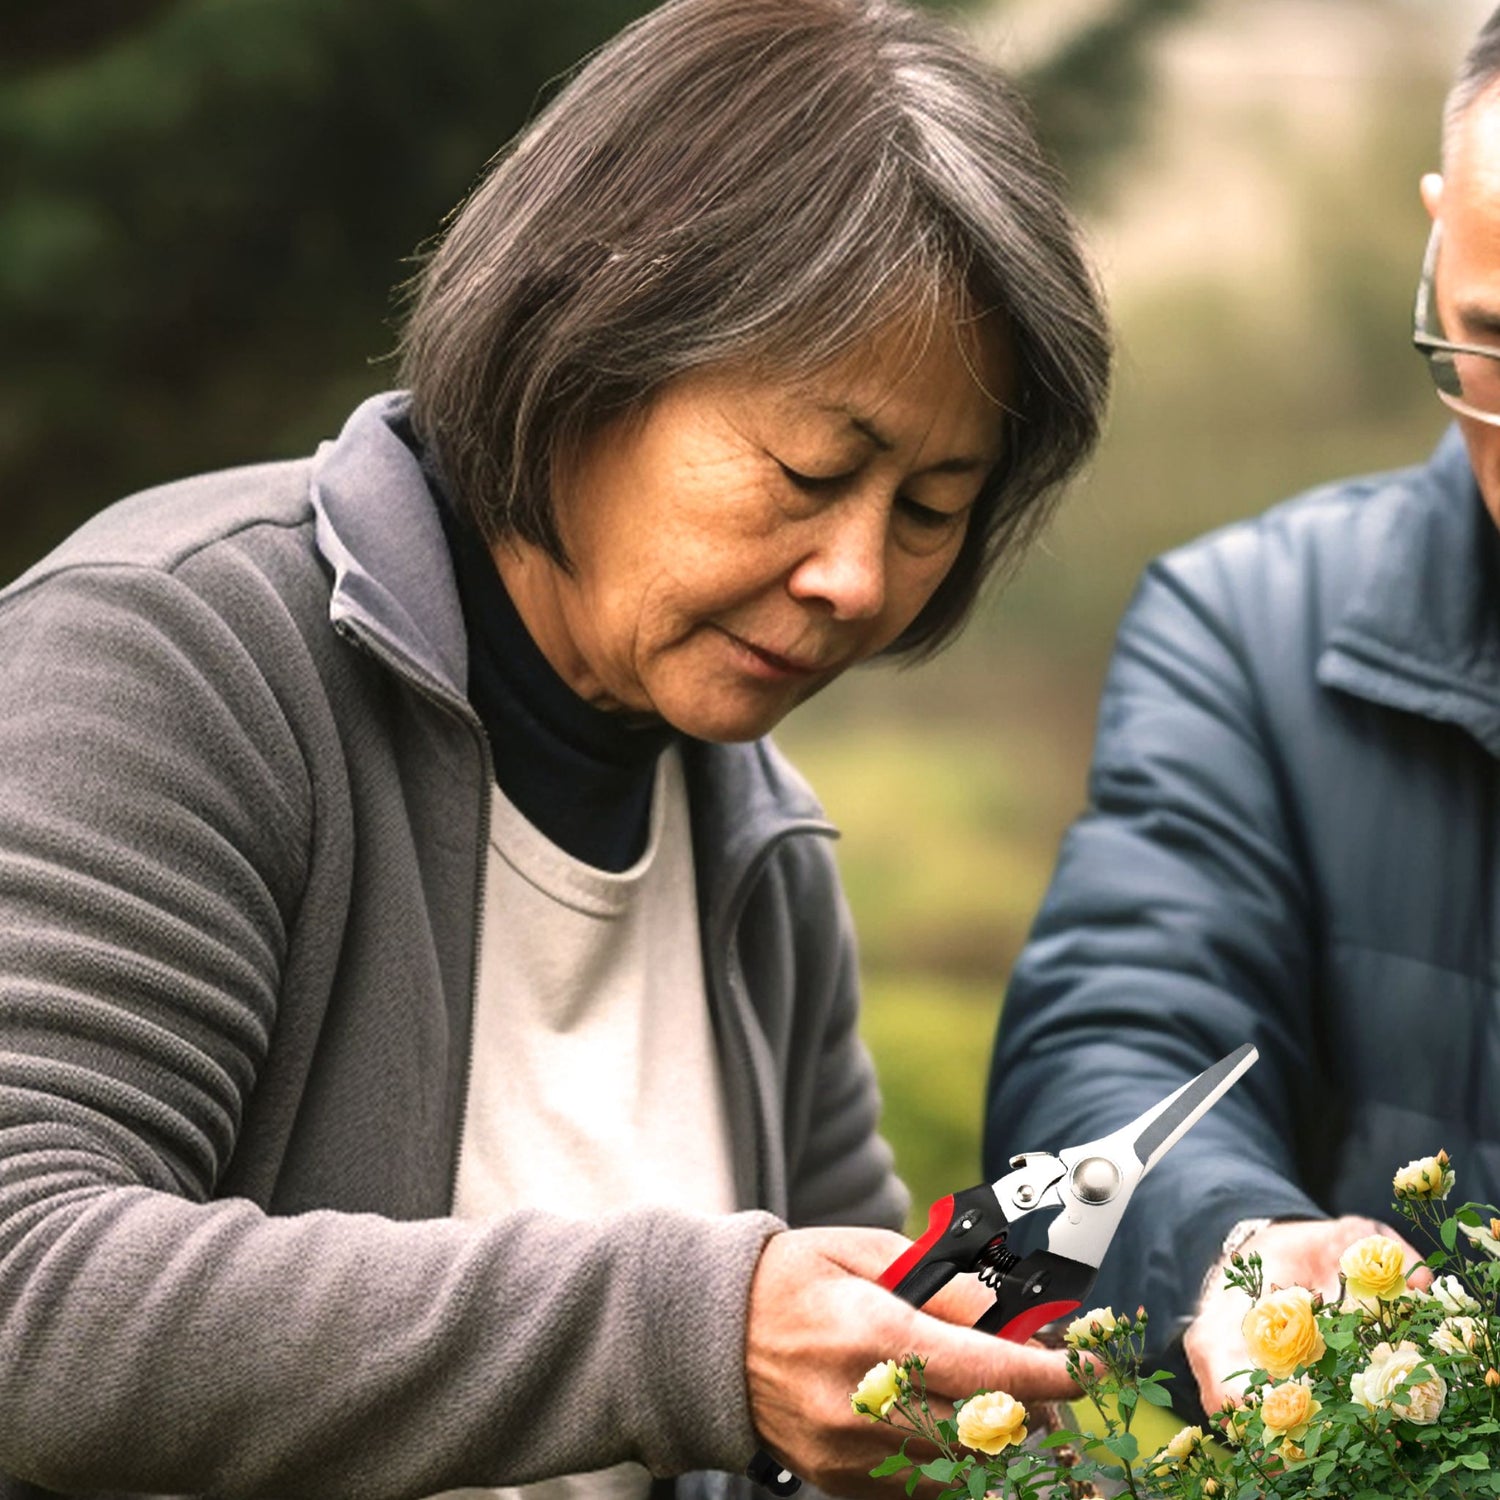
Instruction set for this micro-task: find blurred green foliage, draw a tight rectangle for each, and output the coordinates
[0,0,1200,580]
[0,0,656,570]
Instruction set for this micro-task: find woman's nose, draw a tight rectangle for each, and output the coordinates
[785,501,887,621]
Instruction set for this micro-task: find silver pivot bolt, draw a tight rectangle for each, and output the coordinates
[1070,1155,1122,1205]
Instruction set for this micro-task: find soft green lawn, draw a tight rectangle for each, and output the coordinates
[858,972,1002,1236]
[777,707,1089,982]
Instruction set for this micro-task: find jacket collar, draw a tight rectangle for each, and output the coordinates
[1318,424,1500,756]
[310,390,470,706]
[308,391,835,859]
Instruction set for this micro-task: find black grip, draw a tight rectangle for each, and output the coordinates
[745,1449,801,1495]
[973,1250,1097,1338]
[886,1184,1010,1306]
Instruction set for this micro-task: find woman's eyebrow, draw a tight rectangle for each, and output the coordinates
[813,402,996,475]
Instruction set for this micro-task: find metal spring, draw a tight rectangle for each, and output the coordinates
[975,1237,1020,1290]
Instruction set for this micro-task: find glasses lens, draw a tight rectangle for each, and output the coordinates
[1425,346,1500,417]
[1424,347,1466,399]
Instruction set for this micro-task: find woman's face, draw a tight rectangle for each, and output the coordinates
[496,316,1012,743]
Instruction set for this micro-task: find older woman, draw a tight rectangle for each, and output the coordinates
[0,0,1109,1497]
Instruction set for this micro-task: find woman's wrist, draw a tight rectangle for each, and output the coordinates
[1197,1215,1276,1305]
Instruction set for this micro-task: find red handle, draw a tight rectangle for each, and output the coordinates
[992,1299,1081,1345]
[878,1194,955,1292]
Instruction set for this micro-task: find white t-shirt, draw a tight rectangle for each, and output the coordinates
[432,746,737,1500]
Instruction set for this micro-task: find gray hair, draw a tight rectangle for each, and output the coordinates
[399,0,1111,657]
[1444,5,1500,157]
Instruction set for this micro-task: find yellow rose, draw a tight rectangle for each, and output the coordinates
[1165,1425,1202,1460]
[1063,1306,1118,1350]
[1429,1273,1480,1316]
[849,1359,905,1421]
[1149,1426,1202,1477]
[1259,1377,1321,1441]
[1431,1314,1485,1362]
[1220,1406,1251,1446]
[1460,1218,1500,1258]
[955,1390,1028,1455]
[1339,1234,1409,1305]
[1392,1149,1453,1201]
[1279,1439,1306,1463]
[1349,1340,1447,1425]
[1242,1286,1326,1379]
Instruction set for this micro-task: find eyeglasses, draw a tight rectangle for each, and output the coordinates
[1413,221,1500,428]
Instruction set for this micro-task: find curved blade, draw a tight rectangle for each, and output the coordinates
[1132,1042,1258,1174]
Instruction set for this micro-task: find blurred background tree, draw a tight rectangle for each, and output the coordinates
[0,0,1200,574]
[0,0,1484,1225]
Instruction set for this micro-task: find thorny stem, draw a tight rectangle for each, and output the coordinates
[1383,1439,1430,1498]
[1070,1345,1148,1499]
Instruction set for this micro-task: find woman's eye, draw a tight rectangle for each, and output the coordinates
[776,460,855,491]
[898,496,964,531]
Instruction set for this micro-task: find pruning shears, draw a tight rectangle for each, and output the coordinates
[746,1042,1259,1495]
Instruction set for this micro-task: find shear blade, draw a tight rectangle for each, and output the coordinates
[1131,1042,1258,1173]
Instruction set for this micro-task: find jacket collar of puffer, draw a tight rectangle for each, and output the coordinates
[1319,423,1500,758]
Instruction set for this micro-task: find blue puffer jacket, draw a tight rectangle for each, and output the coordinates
[985,426,1500,1373]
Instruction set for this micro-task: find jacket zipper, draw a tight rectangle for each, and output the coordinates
[330,619,493,1211]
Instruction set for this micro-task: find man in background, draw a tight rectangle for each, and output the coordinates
[985,2,1500,1424]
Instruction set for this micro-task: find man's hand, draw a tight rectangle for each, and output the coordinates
[1184,1216,1428,1418]
[745,1226,1085,1497]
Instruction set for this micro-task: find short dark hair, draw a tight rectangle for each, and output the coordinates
[1445,5,1500,154]
[399,0,1111,658]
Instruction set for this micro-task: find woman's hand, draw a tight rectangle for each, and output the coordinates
[745,1226,1084,1497]
[1184,1216,1429,1419]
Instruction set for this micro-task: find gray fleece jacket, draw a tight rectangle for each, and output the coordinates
[0,392,907,1500]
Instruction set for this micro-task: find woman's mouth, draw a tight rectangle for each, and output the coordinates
[721,629,828,681]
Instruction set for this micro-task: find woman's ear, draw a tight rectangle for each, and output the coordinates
[1421,171,1444,221]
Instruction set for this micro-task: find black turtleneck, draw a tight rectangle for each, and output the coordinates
[415,442,676,873]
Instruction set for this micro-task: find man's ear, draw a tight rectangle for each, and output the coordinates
[1421,171,1444,221]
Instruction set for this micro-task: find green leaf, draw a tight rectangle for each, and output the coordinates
[1101,1432,1139,1463]
[1136,1380,1174,1407]
[920,1458,961,1483]
[870,1455,909,1477]
[965,1464,988,1500]
[1442,1217,1460,1250]
[1463,1454,1494,1470]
